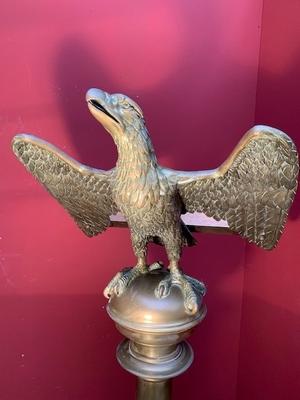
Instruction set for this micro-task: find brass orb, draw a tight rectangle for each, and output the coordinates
[107,269,206,381]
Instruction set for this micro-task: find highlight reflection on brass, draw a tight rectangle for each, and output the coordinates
[12,88,299,315]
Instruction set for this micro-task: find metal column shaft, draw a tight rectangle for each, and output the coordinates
[137,379,171,400]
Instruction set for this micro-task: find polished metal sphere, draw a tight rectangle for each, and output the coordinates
[107,269,206,381]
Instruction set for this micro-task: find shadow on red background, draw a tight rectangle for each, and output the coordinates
[238,1,300,398]
[51,30,250,399]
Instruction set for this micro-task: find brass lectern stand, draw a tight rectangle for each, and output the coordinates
[12,87,299,400]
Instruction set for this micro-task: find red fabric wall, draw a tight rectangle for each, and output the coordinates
[237,1,300,399]
[1,1,298,399]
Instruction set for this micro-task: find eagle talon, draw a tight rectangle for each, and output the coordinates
[104,265,147,298]
[155,276,172,299]
[154,269,205,315]
[185,275,207,297]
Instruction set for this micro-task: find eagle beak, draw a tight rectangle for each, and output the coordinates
[86,88,119,125]
[86,88,107,103]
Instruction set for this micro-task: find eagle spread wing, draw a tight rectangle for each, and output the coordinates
[177,126,299,249]
[12,134,118,237]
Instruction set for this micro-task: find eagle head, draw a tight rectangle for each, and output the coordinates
[86,88,144,141]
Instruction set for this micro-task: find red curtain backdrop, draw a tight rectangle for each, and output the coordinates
[0,1,298,399]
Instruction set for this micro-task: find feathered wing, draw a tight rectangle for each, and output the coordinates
[177,126,299,249]
[12,134,118,237]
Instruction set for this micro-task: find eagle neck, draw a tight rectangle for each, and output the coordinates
[116,126,158,173]
[114,125,160,209]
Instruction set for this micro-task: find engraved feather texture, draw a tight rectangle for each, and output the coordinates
[177,127,299,249]
[12,134,118,237]
[11,89,299,261]
[11,88,299,314]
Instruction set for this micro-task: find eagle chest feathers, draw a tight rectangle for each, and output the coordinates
[114,162,163,213]
[112,129,170,215]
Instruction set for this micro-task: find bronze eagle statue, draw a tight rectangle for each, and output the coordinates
[12,88,299,314]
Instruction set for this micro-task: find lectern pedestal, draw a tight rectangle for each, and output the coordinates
[107,269,206,399]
